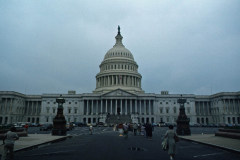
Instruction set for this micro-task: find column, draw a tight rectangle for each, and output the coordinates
[101,100,103,114]
[135,100,137,114]
[228,99,230,114]
[31,101,34,115]
[97,100,99,114]
[130,100,132,114]
[115,99,117,115]
[91,100,94,115]
[203,102,205,116]
[26,101,28,115]
[4,99,7,114]
[140,100,142,115]
[112,76,114,85]
[144,100,146,115]
[125,100,127,115]
[108,76,110,86]
[105,99,107,113]
[111,100,113,114]
[121,99,123,115]
[234,99,236,114]
[10,98,13,113]
[87,100,89,115]
[149,100,151,115]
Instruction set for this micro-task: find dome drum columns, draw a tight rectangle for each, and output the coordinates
[96,75,141,89]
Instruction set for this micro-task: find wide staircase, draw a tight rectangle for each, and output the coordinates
[106,114,132,124]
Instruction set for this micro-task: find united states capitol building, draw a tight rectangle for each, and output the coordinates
[0,27,240,126]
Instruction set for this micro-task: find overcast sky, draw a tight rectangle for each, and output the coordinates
[0,0,240,95]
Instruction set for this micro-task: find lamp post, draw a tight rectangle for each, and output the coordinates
[52,95,67,136]
[176,95,191,135]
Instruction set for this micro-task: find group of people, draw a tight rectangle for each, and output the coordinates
[116,122,154,140]
[116,123,178,160]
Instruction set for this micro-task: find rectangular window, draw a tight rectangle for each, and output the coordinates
[160,108,163,114]
[75,102,77,104]
[68,109,71,114]
[53,108,56,114]
[74,109,77,114]
[166,108,169,113]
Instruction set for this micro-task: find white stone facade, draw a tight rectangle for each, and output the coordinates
[1,91,240,125]
[0,27,240,125]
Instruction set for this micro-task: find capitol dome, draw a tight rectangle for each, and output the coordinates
[94,26,144,93]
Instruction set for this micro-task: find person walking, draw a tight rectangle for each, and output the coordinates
[141,124,145,136]
[133,123,138,136]
[1,127,19,160]
[164,125,178,160]
[24,123,29,133]
[123,123,128,139]
[89,125,93,135]
[145,122,153,140]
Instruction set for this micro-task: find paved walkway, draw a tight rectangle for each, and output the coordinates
[179,134,240,153]
[0,134,68,154]
[0,133,239,156]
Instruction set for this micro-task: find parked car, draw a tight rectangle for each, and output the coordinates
[74,122,87,127]
[40,123,53,131]
[152,123,158,127]
[66,123,74,131]
[96,122,104,127]
[31,123,40,127]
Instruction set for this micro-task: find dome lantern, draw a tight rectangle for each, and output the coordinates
[114,25,124,47]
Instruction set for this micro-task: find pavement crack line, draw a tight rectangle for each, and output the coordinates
[193,152,224,158]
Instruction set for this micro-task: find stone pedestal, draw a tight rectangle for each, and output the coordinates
[176,96,191,135]
[52,95,67,136]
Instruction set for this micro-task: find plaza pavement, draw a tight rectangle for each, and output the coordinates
[0,133,239,155]
[179,134,240,153]
[0,134,70,154]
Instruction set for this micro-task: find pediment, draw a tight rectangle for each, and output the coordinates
[102,89,137,97]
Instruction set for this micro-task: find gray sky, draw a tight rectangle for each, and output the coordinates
[0,0,240,95]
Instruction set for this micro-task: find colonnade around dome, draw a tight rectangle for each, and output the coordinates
[95,75,142,89]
